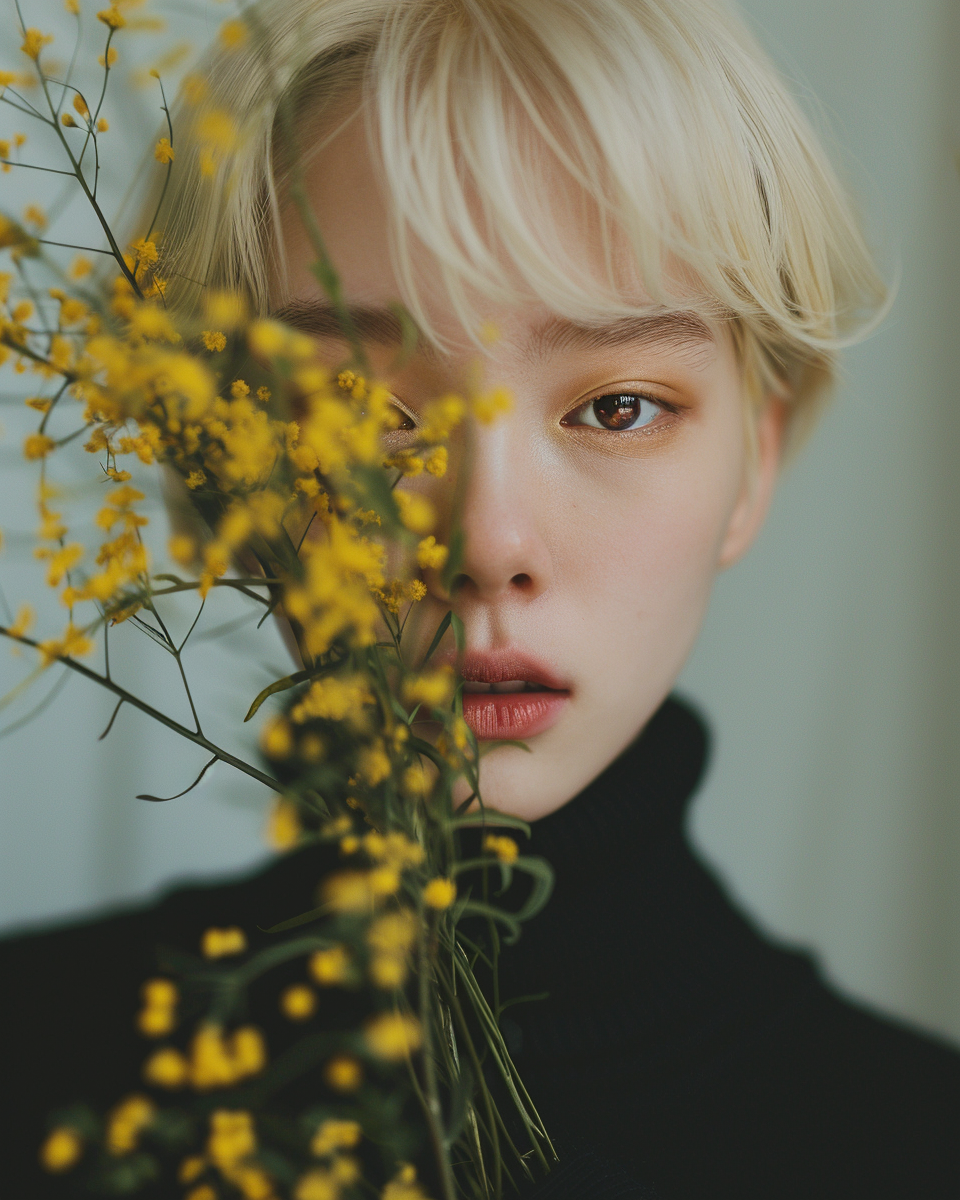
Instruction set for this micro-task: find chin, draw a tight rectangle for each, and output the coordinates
[452,750,570,822]
[463,680,677,821]
[455,730,609,822]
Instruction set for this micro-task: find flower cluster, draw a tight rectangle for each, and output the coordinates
[1,5,555,1199]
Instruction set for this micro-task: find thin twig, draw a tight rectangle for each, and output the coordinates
[0,625,280,791]
[0,160,76,176]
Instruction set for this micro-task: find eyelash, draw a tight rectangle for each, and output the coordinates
[385,390,677,435]
[560,391,673,433]
[386,399,417,431]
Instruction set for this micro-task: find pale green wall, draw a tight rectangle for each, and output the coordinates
[680,0,960,1042]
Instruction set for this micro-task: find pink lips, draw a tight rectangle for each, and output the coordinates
[437,649,571,741]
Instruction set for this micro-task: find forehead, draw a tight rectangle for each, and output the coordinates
[277,108,720,366]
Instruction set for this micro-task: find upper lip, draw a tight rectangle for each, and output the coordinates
[433,648,570,692]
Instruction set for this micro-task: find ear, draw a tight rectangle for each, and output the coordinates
[717,397,787,569]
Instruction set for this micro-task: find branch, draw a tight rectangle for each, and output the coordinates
[0,625,280,792]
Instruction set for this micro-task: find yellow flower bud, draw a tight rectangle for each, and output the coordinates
[280,984,317,1021]
[424,444,448,477]
[369,865,401,897]
[294,1169,339,1200]
[178,1155,206,1184]
[97,6,125,29]
[309,945,351,986]
[231,1026,268,1077]
[416,535,449,570]
[201,329,226,352]
[364,1012,422,1061]
[423,877,456,910]
[357,744,391,785]
[394,490,434,534]
[484,834,520,863]
[403,667,454,710]
[143,1047,189,1088]
[368,910,417,955]
[200,926,247,958]
[321,871,374,914]
[324,1055,362,1092]
[220,18,247,48]
[24,434,56,460]
[39,1127,82,1172]
[142,978,177,1008]
[21,29,53,60]
[472,386,513,424]
[310,1118,362,1157]
[267,797,300,850]
[261,717,293,759]
[137,1003,175,1038]
[370,953,407,989]
[106,1095,154,1155]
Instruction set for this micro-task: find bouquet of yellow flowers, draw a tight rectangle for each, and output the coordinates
[0,5,554,1197]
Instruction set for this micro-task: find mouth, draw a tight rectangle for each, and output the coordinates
[461,679,561,694]
[440,650,571,740]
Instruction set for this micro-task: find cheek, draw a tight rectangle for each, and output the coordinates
[552,433,746,653]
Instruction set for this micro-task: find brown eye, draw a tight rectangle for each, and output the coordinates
[563,392,661,431]
[388,404,416,431]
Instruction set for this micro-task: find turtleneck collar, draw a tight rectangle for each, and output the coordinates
[494,694,812,1068]
[523,694,710,871]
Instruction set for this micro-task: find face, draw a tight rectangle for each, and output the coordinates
[275,108,784,821]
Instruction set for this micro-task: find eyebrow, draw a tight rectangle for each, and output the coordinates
[270,301,715,362]
[528,311,716,359]
[271,300,410,345]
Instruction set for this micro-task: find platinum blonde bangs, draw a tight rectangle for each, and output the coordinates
[156,0,887,449]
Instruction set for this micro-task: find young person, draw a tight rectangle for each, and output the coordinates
[4,1,960,1196]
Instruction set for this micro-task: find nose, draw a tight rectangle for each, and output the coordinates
[434,417,553,604]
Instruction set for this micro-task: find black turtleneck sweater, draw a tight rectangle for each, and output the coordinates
[3,696,959,1199]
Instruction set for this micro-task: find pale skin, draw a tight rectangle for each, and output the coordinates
[275,108,785,822]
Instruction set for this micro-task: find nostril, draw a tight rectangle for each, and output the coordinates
[446,572,538,597]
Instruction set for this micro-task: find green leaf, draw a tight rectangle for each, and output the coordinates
[451,611,466,655]
[244,668,313,722]
[498,991,550,1014]
[449,812,532,837]
[441,527,465,592]
[477,737,531,757]
[259,904,330,934]
[421,610,452,667]
[407,734,449,770]
[457,899,522,944]
[510,856,555,922]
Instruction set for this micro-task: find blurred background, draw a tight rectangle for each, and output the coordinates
[1,0,959,1047]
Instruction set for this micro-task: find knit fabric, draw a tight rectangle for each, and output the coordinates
[3,696,959,1199]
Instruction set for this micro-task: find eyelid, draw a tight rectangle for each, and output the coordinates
[385,394,417,430]
[561,387,674,429]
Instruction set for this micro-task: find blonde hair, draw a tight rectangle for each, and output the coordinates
[155,0,887,451]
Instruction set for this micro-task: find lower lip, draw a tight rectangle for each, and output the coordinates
[460,690,570,740]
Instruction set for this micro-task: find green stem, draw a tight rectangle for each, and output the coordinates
[0,625,280,791]
[34,66,140,295]
[437,959,503,1198]
[419,915,458,1200]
